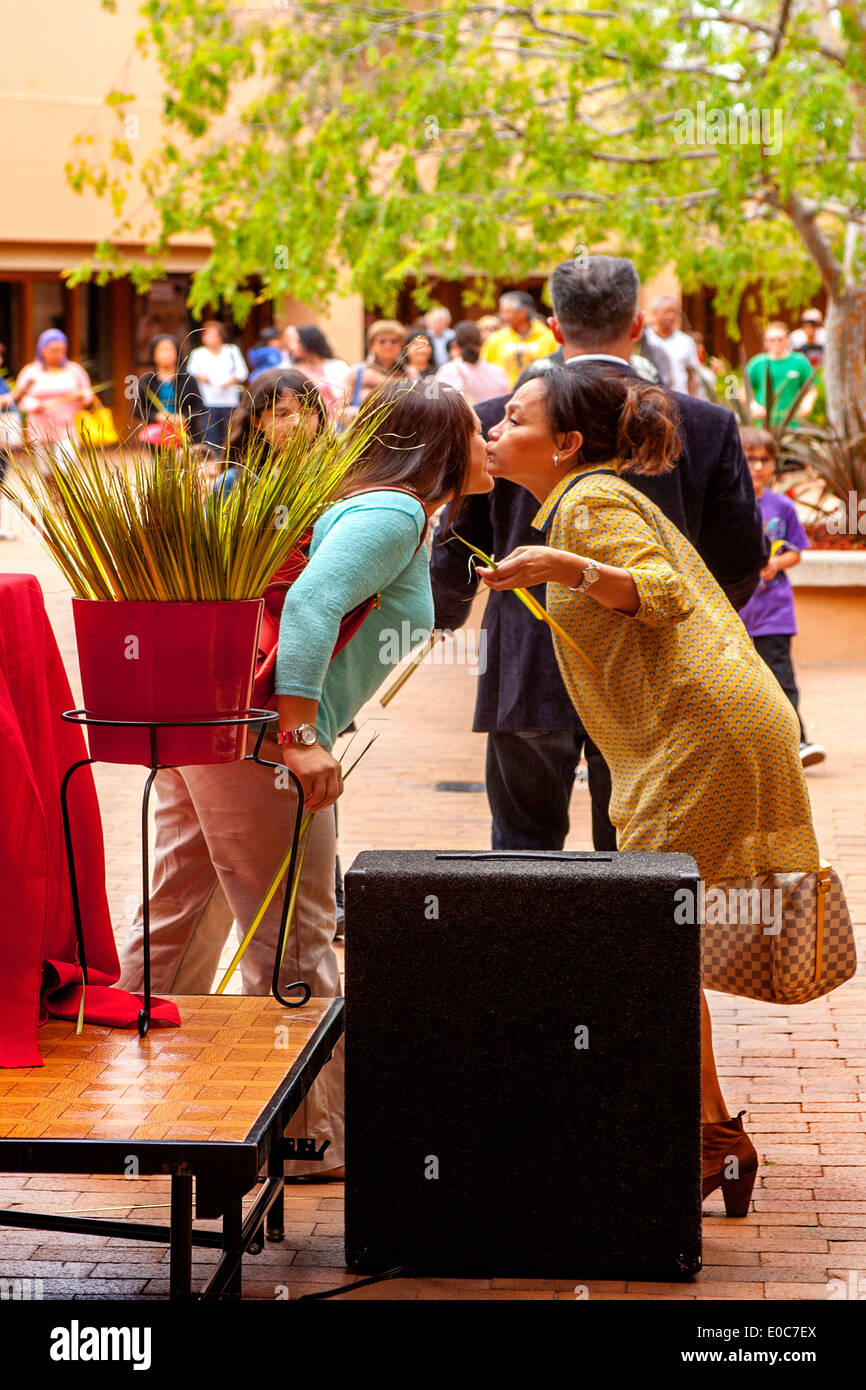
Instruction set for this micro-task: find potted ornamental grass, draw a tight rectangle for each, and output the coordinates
[2,415,383,766]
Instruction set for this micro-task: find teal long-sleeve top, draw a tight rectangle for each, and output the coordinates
[274,491,435,750]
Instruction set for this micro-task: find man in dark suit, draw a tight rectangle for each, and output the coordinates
[430,255,767,851]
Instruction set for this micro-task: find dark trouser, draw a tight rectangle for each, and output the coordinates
[202,405,235,452]
[486,729,617,852]
[753,633,806,742]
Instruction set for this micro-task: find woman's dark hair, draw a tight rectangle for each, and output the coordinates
[454,320,482,364]
[398,329,437,376]
[255,326,282,347]
[295,324,335,360]
[148,334,180,367]
[513,358,556,391]
[228,368,327,457]
[343,379,476,517]
[540,364,681,476]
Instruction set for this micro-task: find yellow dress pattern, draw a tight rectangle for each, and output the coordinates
[533,468,820,884]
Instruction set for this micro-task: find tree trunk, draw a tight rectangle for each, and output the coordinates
[824,286,866,436]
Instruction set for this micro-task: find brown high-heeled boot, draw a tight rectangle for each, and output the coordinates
[702,1110,758,1216]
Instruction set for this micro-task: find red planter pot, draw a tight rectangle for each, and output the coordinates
[72,598,264,766]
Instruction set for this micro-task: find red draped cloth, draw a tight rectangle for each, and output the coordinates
[0,574,179,1067]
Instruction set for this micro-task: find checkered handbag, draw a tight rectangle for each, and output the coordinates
[701,863,857,1004]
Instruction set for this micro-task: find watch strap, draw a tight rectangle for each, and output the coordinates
[277,723,318,746]
[569,560,600,594]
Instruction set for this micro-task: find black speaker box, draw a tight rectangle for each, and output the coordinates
[344,849,703,1279]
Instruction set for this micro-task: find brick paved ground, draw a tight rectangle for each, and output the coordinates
[1,518,864,1301]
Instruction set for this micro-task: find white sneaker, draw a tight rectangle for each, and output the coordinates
[800,742,826,768]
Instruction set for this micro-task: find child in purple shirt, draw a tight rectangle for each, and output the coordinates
[738,428,825,768]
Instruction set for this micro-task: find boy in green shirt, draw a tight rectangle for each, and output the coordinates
[746,321,817,427]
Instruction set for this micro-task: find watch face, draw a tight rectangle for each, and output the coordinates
[300,725,318,745]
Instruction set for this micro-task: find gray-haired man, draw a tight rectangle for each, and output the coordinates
[644,295,701,395]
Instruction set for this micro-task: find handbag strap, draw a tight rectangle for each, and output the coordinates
[814,863,831,984]
[537,467,618,536]
[338,485,429,556]
[260,487,428,652]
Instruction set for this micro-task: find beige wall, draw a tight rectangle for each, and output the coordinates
[641,267,683,314]
[1,0,679,360]
[791,591,866,666]
[2,0,177,252]
[1,0,366,357]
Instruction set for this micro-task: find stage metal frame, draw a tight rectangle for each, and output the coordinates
[59,709,310,1034]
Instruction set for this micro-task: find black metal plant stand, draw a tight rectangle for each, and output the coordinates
[59,708,310,1035]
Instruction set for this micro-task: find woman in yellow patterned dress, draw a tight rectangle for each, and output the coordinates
[479,364,820,1217]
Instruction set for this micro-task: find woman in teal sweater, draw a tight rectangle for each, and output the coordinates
[274,395,487,799]
[119,380,492,1177]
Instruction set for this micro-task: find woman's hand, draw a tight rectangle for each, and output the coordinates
[478,544,640,614]
[280,742,344,811]
[476,545,578,590]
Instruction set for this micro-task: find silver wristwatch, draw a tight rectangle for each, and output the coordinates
[570,560,600,594]
[277,722,319,747]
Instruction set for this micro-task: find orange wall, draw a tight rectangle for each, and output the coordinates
[0,1,367,361]
[1,2,690,368]
[2,0,187,249]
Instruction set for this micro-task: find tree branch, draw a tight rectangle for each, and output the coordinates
[780,189,844,295]
[681,5,845,64]
[769,0,792,62]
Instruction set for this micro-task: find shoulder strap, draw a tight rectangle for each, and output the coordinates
[539,468,618,536]
[254,489,429,697]
[338,485,429,556]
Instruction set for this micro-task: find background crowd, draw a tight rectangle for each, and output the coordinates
[0,288,829,472]
[0,276,829,776]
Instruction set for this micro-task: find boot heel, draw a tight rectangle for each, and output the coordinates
[721,1164,757,1217]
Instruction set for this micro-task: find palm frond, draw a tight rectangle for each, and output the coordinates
[452,532,599,673]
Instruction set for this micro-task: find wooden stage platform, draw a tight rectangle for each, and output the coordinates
[0,994,344,1299]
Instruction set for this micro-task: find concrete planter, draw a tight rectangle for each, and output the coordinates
[788,550,866,664]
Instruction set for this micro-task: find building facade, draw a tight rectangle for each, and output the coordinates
[1,1,364,431]
[3,1,809,435]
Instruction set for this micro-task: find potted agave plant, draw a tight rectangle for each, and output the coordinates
[3,418,380,766]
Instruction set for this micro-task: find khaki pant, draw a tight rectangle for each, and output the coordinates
[117,737,344,1174]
